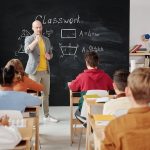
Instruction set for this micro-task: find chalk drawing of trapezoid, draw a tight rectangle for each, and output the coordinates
[18,29,31,40]
[59,43,79,58]
[61,29,76,38]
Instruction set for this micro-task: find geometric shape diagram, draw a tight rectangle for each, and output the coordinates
[61,29,76,38]
[59,43,79,58]
[15,44,25,56]
[18,29,31,40]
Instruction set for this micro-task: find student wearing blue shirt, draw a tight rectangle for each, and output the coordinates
[0,65,41,112]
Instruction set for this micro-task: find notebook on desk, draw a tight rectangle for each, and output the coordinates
[93,114,115,126]
[84,94,100,100]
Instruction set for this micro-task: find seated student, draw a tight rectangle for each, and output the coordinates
[103,69,132,116]
[68,51,113,123]
[0,65,41,112]
[4,59,44,92]
[0,115,22,150]
[101,68,150,150]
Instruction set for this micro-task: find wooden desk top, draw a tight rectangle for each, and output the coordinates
[84,95,114,106]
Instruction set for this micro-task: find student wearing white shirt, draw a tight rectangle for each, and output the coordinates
[103,69,132,116]
[0,115,21,149]
[0,126,21,149]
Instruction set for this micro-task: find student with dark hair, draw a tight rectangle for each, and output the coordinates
[4,59,44,92]
[103,69,132,115]
[0,66,15,90]
[68,51,113,123]
[0,65,41,112]
[101,68,150,150]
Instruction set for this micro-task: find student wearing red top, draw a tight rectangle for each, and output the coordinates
[69,52,113,92]
[68,51,113,124]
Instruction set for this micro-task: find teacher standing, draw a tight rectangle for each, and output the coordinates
[24,20,58,123]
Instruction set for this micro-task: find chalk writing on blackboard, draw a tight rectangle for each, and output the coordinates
[15,14,105,57]
[18,29,31,40]
[43,29,54,37]
[15,29,31,56]
[79,30,100,37]
[61,29,76,38]
[15,44,25,56]
[82,45,104,53]
[35,14,80,25]
[59,43,79,58]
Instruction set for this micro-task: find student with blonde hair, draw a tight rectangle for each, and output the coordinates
[101,68,150,150]
[4,58,44,92]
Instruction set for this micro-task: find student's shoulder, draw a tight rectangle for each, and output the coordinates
[75,71,85,78]
[104,99,116,107]
[107,113,128,130]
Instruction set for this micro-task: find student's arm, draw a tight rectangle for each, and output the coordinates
[0,126,21,149]
[68,75,82,91]
[23,76,44,92]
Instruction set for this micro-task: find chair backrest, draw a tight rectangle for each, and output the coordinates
[119,128,150,150]
[81,90,108,117]
[86,90,108,97]
[69,90,85,145]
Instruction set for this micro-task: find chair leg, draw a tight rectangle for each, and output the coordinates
[39,139,42,149]
[78,127,83,150]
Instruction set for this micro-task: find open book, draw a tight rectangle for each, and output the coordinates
[93,114,115,126]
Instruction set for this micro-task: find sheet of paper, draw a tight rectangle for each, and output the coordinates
[96,97,109,103]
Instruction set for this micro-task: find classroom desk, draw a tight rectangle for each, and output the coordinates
[83,95,114,115]
[15,118,34,150]
[23,106,40,150]
[84,97,105,150]
[88,114,105,150]
[84,95,114,150]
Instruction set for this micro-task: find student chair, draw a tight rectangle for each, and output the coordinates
[81,90,109,118]
[69,90,86,147]
[24,106,40,150]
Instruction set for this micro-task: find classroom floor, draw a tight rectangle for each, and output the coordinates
[39,106,85,150]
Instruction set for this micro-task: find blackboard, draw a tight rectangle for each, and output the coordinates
[1,0,129,106]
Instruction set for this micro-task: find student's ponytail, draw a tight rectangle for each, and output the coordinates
[0,65,15,85]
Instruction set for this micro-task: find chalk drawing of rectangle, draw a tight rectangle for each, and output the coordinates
[61,29,76,38]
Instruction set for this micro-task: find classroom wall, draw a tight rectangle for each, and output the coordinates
[130,0,150,48]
